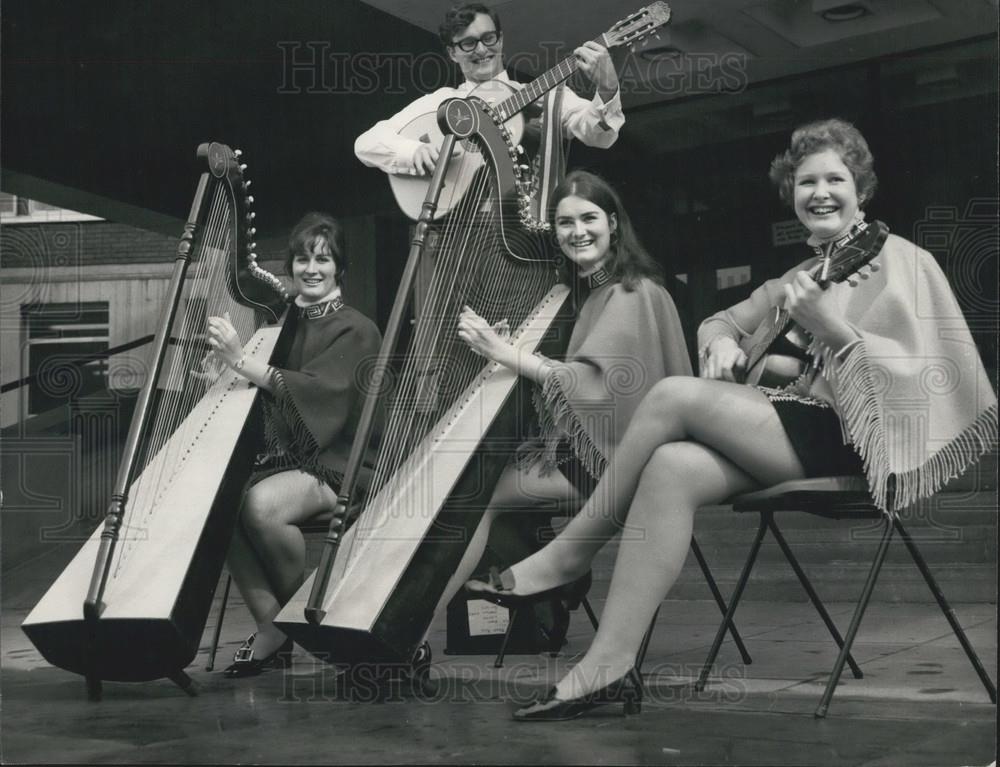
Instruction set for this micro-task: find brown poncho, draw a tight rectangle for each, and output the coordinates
[520,277,692,480]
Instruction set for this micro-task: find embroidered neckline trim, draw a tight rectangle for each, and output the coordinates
[296,296,344,319]
[583,268,611,289]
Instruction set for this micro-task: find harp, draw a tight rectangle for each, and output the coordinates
[21,143,290,698]
[274,83,577,665]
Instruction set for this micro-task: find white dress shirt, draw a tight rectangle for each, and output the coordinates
[354,71,625,175]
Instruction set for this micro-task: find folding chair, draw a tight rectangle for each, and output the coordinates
[205,511,333,671]
[694,476,998,717]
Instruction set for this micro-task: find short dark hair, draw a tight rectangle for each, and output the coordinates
[285,212,347,286]
[769,118,878,207]
[549,170,663,291]
[438,3,501,48]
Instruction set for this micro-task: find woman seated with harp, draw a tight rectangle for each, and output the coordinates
[466,119,996,720]
[205,212,381,678]
[439,169,691,645]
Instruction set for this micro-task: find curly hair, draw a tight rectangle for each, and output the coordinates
[285,211,347,287]
[549,170,662,291]
[769,118,877,208]
[438,3,501,49]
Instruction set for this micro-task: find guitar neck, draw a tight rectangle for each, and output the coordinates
[495,35,609,122]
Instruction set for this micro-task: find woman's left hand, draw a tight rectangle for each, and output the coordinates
[206,312,244,367]
[783,272,855,348]
[457,306,511,364]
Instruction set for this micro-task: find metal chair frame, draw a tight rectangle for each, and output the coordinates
[694,476,997,717]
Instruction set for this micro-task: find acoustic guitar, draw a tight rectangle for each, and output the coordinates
[388,2,672,220]
[738,220,889,388]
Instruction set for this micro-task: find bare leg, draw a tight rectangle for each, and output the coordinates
[551,440,792,701]
[229,471,336,657]
[432,461,581,619]
[503,378,807,596]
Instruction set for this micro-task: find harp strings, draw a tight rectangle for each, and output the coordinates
[113,179,259,577]
[348,162,552,561]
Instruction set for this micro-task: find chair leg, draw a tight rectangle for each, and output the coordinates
[205,574,232,672]
[493,607,518,669]
[814,516,893,718]
[894,517,997,703]
[691,536,752,665]
[696,513,769,691]
[581,597,600,631]
[766,518,864,680]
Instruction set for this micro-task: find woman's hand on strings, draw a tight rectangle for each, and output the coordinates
[206,312,244,367]
[783,271,856,349]
[457,306,511,363]
[700,336,747,382]
[189,352,226,385]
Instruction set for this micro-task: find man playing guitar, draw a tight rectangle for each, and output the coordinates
[354,2,624,179]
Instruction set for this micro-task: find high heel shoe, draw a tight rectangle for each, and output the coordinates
[464,566,586,610]
[512,671,642,721]
[222,633,294,678]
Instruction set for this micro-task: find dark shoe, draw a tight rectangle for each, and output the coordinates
[464,566,578,610]
[512,671,642,721]
[407,641,438,697]
[222,634,293,678]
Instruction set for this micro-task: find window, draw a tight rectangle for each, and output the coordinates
[21,302,110,416]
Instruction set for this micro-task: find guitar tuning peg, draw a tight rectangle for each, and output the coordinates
[245,179,252,189]
[246,195,254,205]
[234,149,243,158]
[654,33,661,40]
[869,262,880,272]
[248,226,257,237]
[247,211,256,221]
[847,278,859,288]
[250,242,257,251]
[859,269,870,279]
[239,163,247,173]
[516,144,524,154]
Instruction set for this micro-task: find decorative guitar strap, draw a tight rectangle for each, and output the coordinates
[523,86,568,223]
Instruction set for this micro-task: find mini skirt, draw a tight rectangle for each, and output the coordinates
[759,389,864,478]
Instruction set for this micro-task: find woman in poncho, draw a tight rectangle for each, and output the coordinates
[206,212,381,678]
[442,169,691,642]
[467,119,997,720]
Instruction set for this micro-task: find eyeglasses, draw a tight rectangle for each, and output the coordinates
[450,31,501,53]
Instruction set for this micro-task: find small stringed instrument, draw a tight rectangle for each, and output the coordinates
[738,220,889,387]
[388,2,671,220]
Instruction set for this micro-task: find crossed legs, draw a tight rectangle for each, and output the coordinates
[497,377,808,701]
[226,470,337,658]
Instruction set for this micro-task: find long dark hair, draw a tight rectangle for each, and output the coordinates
[549,170,662,291]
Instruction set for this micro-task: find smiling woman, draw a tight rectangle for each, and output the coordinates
[462,120,997,722]
[448,169,691,652]
[204,212,382,678]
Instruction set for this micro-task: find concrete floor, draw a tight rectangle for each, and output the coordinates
[2,547,996,766]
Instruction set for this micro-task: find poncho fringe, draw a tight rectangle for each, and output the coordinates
[821,340,998,514]
[520,373,607,480]
[263,371,344,489]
